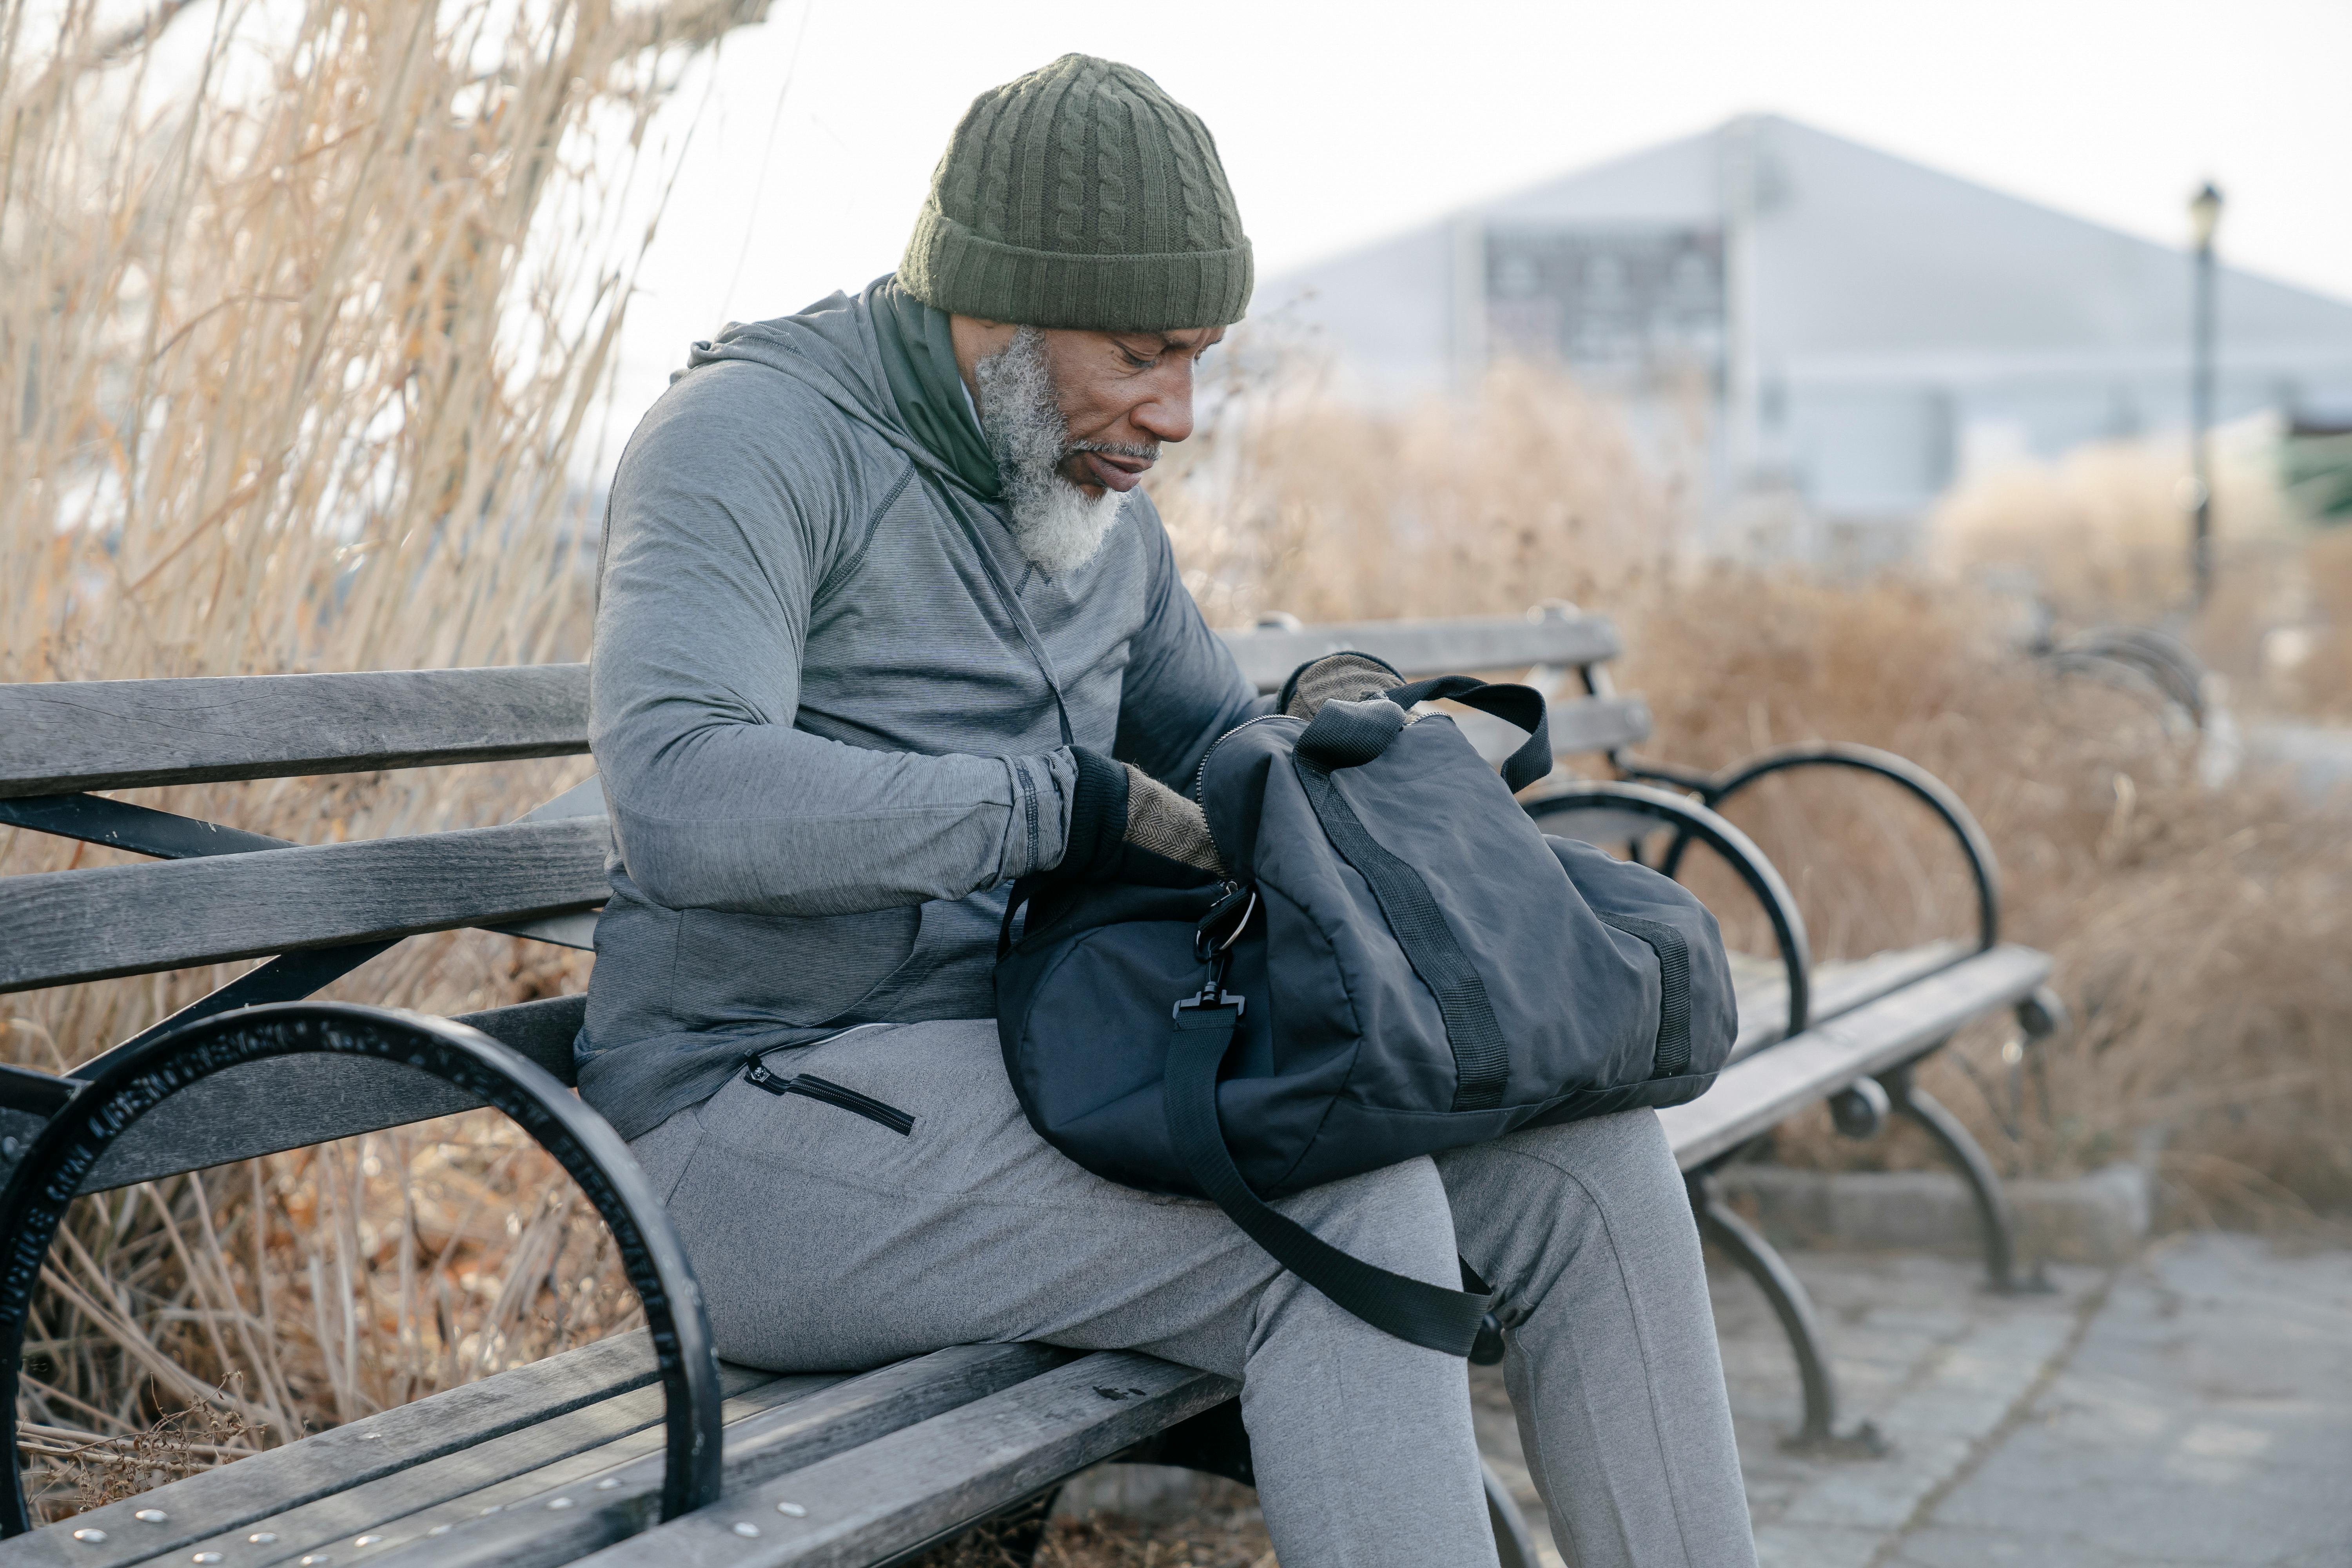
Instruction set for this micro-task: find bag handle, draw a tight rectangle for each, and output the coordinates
[1163,997,1497,1358]
[1386,675,1554,793]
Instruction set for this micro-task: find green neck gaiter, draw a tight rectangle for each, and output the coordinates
[870,277,1001,501]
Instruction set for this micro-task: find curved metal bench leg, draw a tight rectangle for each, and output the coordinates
[1688,1172,1886,1458]
[1879,1064,2053,1295]
[1485,1460,1541,1568]
[0,1003,724,1537]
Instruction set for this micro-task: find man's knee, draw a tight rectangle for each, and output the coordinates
[1447,1109,1682,1216]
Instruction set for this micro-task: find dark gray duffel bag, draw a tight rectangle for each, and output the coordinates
[995,677,1737,1356]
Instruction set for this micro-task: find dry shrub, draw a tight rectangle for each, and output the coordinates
[21,1378,257,1515]
[3,0,763,1514]
[1154,359,1681,629]
[1927,423,2293,626]
[2261,527,2352,722]
[1621,574,2352,1222]
[1925,419,2352,719]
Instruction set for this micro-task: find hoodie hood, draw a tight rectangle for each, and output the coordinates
[681,278,974,493]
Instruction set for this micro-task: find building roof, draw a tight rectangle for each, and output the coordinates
[1259,114,2352,407]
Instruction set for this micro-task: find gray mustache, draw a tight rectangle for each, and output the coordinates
[1065,440,1159,464]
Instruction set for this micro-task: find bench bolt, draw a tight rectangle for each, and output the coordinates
[1829,1078,1890,1139]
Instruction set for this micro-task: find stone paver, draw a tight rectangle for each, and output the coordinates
[1886,1234,2352,1567]
[1474,1234,2352,1566]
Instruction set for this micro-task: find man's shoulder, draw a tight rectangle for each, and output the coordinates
[617,355,912,516]
[635,355,856,449]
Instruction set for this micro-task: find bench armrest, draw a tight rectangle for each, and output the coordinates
[1522,781,1812,1043]
[0,1004,722,1537]
[1661,744,2000,954]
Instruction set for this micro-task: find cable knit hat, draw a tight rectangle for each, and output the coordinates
[898,54,1253,332]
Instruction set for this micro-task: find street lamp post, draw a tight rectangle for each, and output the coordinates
[2188,181,2223,609]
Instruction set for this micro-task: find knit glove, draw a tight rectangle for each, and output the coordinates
[1056,749,1226,886]
[1279,650,1408,720]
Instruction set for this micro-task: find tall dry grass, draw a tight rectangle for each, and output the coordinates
[3,0,764,1517]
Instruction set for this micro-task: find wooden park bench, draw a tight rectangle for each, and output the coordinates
[0,605,2059,1566]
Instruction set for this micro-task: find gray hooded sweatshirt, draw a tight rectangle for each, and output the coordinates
[577,281,1264,1138]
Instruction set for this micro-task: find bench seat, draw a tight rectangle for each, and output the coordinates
[0,940,2043,1566]
[1,610,2060,1565]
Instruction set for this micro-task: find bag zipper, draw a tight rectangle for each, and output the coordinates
[1192,713,1290,803]
[741,1056,915,1136]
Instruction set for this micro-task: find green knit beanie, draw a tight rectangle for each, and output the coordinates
[899,54,1252,333]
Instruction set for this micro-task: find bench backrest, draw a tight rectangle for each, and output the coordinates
[0,608,1644,1190]
[1218,608,1652,755]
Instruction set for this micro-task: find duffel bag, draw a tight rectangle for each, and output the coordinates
[994,675,1737,1356]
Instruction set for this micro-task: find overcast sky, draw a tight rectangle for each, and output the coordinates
[608,0,2352,425]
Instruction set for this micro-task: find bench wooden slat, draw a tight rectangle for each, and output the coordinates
[1449,694,1653,760]
[4,1331,662,1568]
[0,666,591,800]
[579,1352,1236,1568]
[148,1363,801,1568]
[364,1345,1072,1568]
[1219,614,1621,693]
[1664,944,2051,1170]
[0,818,609,995]
[1729,940,1968,1061]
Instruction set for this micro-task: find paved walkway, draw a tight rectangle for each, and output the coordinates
[1472,1233,2352,1567]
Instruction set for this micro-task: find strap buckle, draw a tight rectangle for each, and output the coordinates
[1173,944,1247,1020]
[1172,987,1246,1022]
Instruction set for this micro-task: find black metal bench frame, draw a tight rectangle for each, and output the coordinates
[0,606,2057,1564]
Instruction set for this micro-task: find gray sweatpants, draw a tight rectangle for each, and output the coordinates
[627,1019,1755,1568]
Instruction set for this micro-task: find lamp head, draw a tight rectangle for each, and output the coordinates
[2189,181,2224,250]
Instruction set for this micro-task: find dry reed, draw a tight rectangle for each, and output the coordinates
[3,0,764,1518]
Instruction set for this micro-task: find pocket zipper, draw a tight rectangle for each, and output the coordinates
[742,1057,916,1136]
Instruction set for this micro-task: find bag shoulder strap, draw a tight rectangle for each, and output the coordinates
[1163,1002,1495,1358]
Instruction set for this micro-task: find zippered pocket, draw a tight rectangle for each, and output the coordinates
[741,1056,915,1136]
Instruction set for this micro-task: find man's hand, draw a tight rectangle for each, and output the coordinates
[1057,750,1224,886]
[1280,650,1406,720]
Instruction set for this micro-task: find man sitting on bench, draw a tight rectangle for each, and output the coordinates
[581,54,1757,1568]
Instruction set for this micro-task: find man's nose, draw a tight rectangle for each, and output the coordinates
[1131,370,1195,446]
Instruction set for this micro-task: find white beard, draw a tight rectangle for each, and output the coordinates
[974,326,1129,576]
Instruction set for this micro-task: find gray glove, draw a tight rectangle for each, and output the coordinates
[1281,650,1408,720]
[1056,749,1225,886]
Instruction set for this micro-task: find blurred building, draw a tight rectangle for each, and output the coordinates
[1256,114,2352,563]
